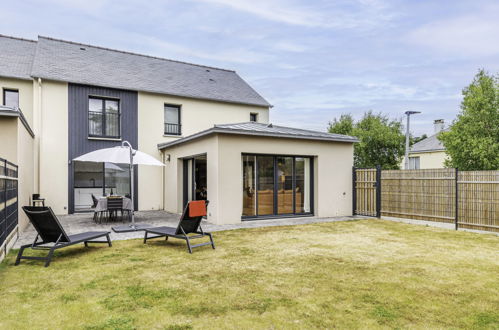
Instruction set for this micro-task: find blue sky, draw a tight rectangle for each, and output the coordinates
[2,0,498,136]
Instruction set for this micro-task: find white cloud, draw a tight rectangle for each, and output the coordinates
[273,41,308,52]
[408,10,499,57]
[139,35,272,64]
[197,0,394,29]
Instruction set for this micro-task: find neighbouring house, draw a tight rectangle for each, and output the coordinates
[0,34,357,230]
[406,119,448,169]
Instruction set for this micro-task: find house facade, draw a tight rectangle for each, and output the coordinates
[0,34,357,228]
[405,120,448,169]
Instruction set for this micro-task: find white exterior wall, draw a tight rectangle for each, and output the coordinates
[37,80,68,214]
[0,119,18,161]
[161,135,219,221]
[161,134,354,225]
[0,77,34,126]
[408,150,447,169]
[16,120,34,229]
[137,91,269,211]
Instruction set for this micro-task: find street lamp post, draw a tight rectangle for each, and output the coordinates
[404,111,421,170]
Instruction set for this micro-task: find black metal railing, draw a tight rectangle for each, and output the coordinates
[88,111,121,138]
[164,123,181,135]
[0,158,18,250]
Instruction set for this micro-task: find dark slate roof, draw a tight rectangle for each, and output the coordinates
[410,131,446,153]
[0,35,37,80]
[158,122,358,149]
[30,36,271,107]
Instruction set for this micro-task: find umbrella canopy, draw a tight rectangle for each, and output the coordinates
[73,146,164,166]
[72,141,164,231]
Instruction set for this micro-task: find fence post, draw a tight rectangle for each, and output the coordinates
[352,167,357,215]
[376,165,381,218]
[455,168,459,230]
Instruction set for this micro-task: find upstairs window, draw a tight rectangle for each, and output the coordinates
[164,104,181,135]
[250,113,258,122]
[88,97,120,138]
[3,89,19,109]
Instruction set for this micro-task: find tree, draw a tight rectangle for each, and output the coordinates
[438,69,499,170]
[411,134,427,146]
[328,111,405,169]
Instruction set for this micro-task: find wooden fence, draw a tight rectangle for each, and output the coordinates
[381,169,456,223]
[353,168,499,233]
[458,171,499,232]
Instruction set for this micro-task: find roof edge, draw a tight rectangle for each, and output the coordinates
[0,34,37,43]
[32,76,271,107]
[37,35,236,73]
[158,126,358,150]
[409,148,446,154]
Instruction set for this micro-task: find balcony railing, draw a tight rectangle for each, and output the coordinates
[164,123,181,135]
[88,111,120,138]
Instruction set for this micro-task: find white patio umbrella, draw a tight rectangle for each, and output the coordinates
[73,141,164,232]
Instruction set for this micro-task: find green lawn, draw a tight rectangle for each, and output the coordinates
[0,220,498,329]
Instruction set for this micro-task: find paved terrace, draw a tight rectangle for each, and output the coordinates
[14,211,496,248]
[14,211,362,248]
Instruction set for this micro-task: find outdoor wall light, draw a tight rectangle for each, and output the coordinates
[166,154,171,162]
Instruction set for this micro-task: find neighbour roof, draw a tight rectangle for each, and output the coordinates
[0,35,37,80]
[410,131,446,153]
[158,122,359,149]
[29,36,271,107]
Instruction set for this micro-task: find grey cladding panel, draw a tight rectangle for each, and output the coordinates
[68,83,138,213]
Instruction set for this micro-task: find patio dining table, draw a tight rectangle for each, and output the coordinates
[95,196,133,213]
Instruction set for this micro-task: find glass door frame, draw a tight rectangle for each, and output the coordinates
[182,153,207,209]
[241,153,314,220]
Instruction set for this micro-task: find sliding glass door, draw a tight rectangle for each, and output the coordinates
[182,155,207,208]
[277,157,293,214]
[242,155,313,218]
[257,156,275,216]
[73,161,130,212]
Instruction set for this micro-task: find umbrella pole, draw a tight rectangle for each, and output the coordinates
[130,144,135,228]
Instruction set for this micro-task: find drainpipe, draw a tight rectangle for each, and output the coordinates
[162,151,165,210]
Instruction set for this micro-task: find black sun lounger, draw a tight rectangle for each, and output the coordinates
[143,200,215,253]
[16,206,112,267]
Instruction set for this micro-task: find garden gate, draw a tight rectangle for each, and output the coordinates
[352,166,381,217]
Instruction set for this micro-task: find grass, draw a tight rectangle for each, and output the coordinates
[0,219,498,329]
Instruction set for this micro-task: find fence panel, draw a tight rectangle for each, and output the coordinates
[458,171,499,233]
[381,169,456,223]
[0,158,18,252]
[353,167,379,217]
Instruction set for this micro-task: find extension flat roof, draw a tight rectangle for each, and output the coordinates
[158,122,358,150]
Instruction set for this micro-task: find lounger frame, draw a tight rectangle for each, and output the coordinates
[143,201,215,253]
[16,206,112,267]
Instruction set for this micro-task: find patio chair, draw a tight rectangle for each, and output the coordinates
[91,194,102,223]
[143,200,215,253]
[107,197,124,222]
[16,206,112,267]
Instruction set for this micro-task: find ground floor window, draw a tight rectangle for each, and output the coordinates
[409,156,420,169]
[73,161,130,211]
[242,154,313,218]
